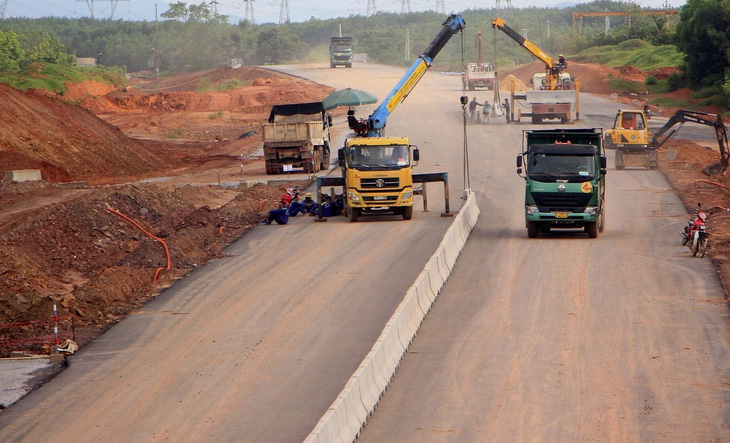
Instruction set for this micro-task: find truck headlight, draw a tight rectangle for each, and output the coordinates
[584,207,597,216]
[402,190,413,200]
[526,206,539,215]
[348,191,360,203]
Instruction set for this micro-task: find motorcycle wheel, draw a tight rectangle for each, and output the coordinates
[699,237,708,258]
[691,232,699,257]
[681,232,689,245]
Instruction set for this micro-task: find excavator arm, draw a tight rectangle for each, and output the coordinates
[650,110,729,174]
[364,13,465,137]
[491,17,562,90]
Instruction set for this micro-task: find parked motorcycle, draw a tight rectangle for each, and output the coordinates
[643,102,653,119]
[681,203,709,257]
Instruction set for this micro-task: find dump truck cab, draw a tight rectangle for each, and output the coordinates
[338,136,419,221]
[517,129,606,238]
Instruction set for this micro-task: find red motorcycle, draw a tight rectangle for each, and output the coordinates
[681,203,709,257]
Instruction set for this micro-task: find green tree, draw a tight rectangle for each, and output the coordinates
[675,0,730,87]
[255,27,308,64]
[0,30,24,70]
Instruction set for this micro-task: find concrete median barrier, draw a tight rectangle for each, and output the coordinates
[305,192,479,443]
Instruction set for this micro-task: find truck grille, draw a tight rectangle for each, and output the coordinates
[531,192,592,211]
[361,177,400,189]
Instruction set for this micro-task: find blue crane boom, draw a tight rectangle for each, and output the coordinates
[364,13,465,137]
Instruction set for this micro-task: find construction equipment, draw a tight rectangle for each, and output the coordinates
[603,109,654,170]
[605,109,729,175]
[262,102,332,175]
[491,17,577,124]
[463,31,496,91]
[516,128,607,238]
[327,14,465,221]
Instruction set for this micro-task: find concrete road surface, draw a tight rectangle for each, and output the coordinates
[0,63,468,441]
[357,83,730,440]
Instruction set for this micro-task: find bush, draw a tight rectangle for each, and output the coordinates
[645,76,658,86]
[667,72,688,92]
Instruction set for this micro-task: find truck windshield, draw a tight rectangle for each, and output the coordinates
[349,145,409,169]
[333,45,352,51]
[527,153,595,182]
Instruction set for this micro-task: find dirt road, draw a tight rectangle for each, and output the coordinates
[0,63,466,441]
[357,93,730,440]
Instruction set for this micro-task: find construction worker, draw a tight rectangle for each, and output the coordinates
[469,97,481,124]
[503,99,510,124]
[264,200,290,225]
[482,99,491,124]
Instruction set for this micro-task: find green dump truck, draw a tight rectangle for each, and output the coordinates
[330,37,353,68]
[516,128,606,238]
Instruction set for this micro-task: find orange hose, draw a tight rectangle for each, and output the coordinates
[219,226,224,235]
[153,267,163,282]
[259,199,267,212]
[695,179,730,191]
[106,207,172,271]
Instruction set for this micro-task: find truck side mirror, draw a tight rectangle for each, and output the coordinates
[338,148,345,167]
[601,156,607,169]
[327,115,333,126]
[412,147,420,163]
[516,155,523,168]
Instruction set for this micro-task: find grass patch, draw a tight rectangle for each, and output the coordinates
[0,62,125,95]
[646,78,672,94]
[573,40,683,71]
[651,96,686,108]
[209,110,224,119]
[607,75,643,95]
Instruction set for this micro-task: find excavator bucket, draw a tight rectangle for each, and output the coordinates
[702,161,726,176]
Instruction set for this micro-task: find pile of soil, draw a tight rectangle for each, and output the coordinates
[0,64,331,356]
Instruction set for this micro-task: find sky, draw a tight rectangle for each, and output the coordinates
[1,0,686,25]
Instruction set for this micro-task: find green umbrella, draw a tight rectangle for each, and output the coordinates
[322,88,378,110]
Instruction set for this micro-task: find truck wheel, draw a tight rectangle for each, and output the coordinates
[599,209,606,233]
[402,206,413,220]
[330,63,335,68]
[586,222,598,238]
[346,64,352,68]
[349,207,360,222]
[615,151,625,170]
[527,221,539,238]
[320,147,330,171]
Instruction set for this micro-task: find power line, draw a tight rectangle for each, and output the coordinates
[74,0,129,19]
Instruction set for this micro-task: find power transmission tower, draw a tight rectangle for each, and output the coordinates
[210,0,219,14]
[435,0,445,14]
[0,0,9,19]
[244,0,255,24]
[75,0,129,19]
[279,0,290,24]
[401,0,410,14]
[495,0,512,18]
[367,0,376,16]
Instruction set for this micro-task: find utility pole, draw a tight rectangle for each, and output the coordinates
[405,29,411,61]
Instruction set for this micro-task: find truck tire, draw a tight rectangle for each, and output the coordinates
[599,208,606,233]
[349,207,360,222]
[330,63,335,68]
[586,222,598,238]
[527,221,539,238]
[615,151,625,170]
[402,205,413,220]
[320,146,330,171]
[346,64,352,68]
